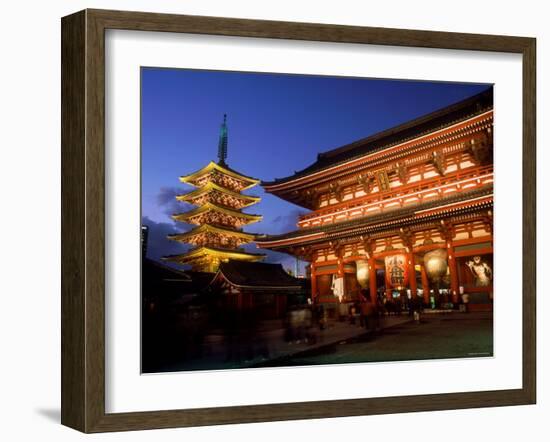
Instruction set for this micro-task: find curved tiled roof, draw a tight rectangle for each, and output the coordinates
[180,161,260,190]
[162,246,265,263]
[216,261,302,289]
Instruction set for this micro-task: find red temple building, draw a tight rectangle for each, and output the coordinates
[257,89,494,313]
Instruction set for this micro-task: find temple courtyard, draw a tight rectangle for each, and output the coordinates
[256,311,493,368]
[149,311,493,373]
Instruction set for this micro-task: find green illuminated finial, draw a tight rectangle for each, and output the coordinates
[217,114,228,165]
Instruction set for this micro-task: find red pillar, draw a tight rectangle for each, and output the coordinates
[408,252,418,298]
[421,264,430,305]
[448,243,459,304]
[368,256,377,305]
[337,254,345,301]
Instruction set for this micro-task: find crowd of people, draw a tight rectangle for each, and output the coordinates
[283,288,423,346]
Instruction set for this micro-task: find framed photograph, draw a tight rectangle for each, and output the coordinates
[61,9,536,433]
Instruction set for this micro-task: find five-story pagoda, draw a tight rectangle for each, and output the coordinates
[163,115,265,272]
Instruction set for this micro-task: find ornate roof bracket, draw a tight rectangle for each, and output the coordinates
[357,173,372,194]
[396,162,408,184]
[305,188,321,208]
[469,129,493,166]
[329,182,344,202]
[359,234,375,258]
[436,220,453,241]
[329,240,344,258]
[431,150,446,176]
[398,227,415,252]
[289,245,314,261]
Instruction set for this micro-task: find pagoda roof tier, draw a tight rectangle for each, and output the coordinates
[172,202,262,227]
[168,224,257,245]
[176,182,261,209]
[256,186,493,251]
[262,88,493,194]
[180,161,260,192]
[163,247,265,272]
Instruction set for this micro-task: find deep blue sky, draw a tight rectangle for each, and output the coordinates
[141,67,490,272]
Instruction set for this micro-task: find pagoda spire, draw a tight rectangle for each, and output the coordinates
[217,114,228,165]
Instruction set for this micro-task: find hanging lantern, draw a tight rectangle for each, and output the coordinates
[356,259,370,288]
[384,254,409,289]
[423,249,448,282]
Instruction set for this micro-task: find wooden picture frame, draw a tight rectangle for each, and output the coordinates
[61,8,536,433]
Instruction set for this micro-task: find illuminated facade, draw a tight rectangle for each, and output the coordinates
[257,90,494,311]
[164,115,264,272]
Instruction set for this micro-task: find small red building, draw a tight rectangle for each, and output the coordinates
[209,261,306,319]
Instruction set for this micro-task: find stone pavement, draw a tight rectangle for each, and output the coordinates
[246,314,414,368]
[163,313,414,372]
[274,311,493,366]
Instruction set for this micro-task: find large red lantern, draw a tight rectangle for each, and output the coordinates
[384,254,409,289]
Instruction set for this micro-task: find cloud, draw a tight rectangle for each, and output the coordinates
[156,186,193,217]
[271,209,308,233]
[142,216,191,265]
[156,186,180,206]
